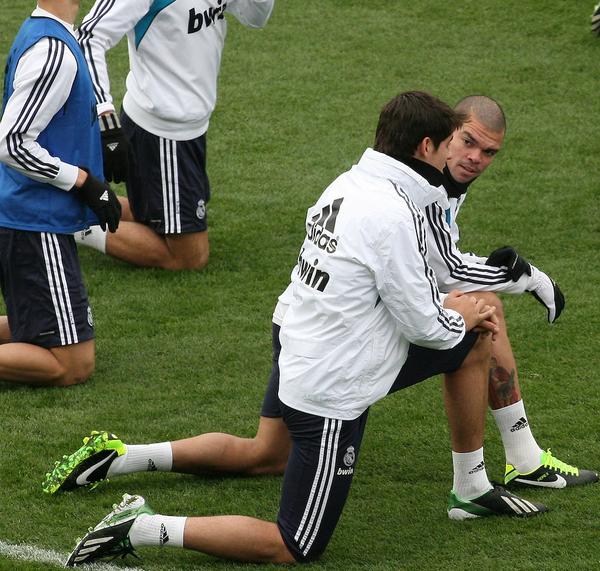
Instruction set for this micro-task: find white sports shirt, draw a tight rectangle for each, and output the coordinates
[79,0,274,140]
[278,149,467,421]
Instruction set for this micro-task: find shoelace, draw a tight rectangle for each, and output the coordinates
[542,449,578,476]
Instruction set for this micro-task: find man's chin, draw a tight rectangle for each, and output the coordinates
[454,167,478,183]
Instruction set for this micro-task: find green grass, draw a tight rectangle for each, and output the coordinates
[1,1,600,570]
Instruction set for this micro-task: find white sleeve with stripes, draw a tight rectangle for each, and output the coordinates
[461,251,490,265]
[372,198,466,350]
[425,201,529,294]
[0,38,79,191]
[78,0,152,114]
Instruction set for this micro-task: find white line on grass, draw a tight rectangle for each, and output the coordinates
[0,539,144,570]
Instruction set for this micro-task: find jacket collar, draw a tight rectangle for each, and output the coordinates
[442,166,473,198]
[355,148,449,210]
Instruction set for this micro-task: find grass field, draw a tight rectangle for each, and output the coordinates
[1,1,600,570]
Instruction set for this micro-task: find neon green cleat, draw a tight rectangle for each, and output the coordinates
[66,493,154,567]
[504,449,599,489]
[42,431,126,494]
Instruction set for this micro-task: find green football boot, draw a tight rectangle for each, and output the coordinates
[505,449,598,489]
[42,431,126,494]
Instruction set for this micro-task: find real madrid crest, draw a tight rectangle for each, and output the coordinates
[343,446,355,467]
[196,199,206,220]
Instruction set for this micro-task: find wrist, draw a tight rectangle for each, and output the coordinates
[74,168,89,189]
[99,111,121,132]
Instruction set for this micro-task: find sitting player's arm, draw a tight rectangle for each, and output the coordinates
[425,202,530,293]
[425,203,564,323]
[0,38,80,190]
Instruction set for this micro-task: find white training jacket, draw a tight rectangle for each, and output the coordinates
[78,0,274,140]
[0,8,80,190]
[278,149,467,421]
[425,180,532,294]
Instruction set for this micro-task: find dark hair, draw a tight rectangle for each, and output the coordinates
[374,91,465,161]
[454,95,506,133]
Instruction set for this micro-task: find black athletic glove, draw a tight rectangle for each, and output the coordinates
[592,3,600,36]
[99,111,129,183]
[77,172,122,232]
[486,246,532,282]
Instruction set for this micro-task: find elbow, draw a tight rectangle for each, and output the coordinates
[436,274,453,294]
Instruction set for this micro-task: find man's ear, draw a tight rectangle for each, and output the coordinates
[414,137,433,161]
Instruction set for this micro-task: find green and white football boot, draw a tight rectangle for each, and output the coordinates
[448,483,547,520]
[66,493,153,566]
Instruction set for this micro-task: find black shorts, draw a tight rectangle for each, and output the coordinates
[121,111,210,235]
[278,403,369,562]
[260,326,478,418]
[270,330,478,562]
[260,322,283,417]
[0,228,94,348]
[387,331,478,394]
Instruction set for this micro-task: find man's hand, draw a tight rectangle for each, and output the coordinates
[76,170,122,232]
[527,266,565,323]
[99,111,129,183]
[486,246,531,281]
[444,290,498,335]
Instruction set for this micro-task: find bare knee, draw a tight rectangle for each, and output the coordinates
[258,526,297,564]
[56,363,94,387]
[51,353,95,387]
[163,250,209,271]
[272,545,296,565]
[473,291,505,320]
[247,418,291,475]
[246,437,289,476]
[163,232,209,271]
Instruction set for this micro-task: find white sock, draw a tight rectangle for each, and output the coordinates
[74,225,107,253]
[491,400,543,473]
[452,447,493,500]
[130,514,186,548]
[107,443,173,476]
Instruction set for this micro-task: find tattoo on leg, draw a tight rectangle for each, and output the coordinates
[488,357,518,409]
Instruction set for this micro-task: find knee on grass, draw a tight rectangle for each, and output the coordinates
[52,357,95,387]
[161,248,209,271]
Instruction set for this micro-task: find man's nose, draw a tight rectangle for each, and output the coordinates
[467,149,482,163]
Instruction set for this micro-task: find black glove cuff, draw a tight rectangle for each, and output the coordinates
[78,170,105,196]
